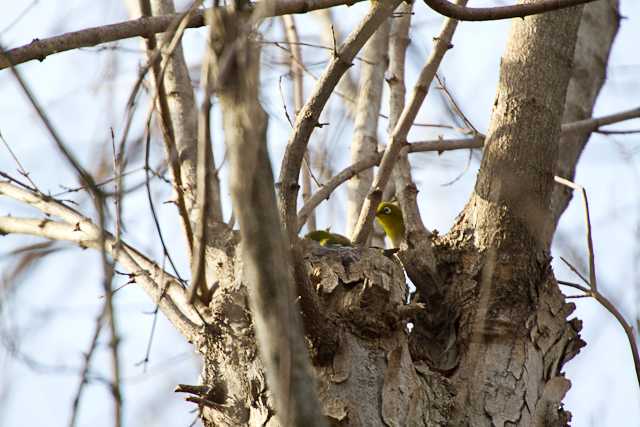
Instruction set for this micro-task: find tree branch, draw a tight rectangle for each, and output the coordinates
[387,1,427,238]
[556,176,640,389]
[211,7,327,425]
[138,0,197,253]
[277,0,403,242]
[561,106,639,134]
[0,183,202,341]
[423,0,598,22]
[351,0,467,245]
[296,101,640,232]
[346,18,389,236]
[296,136,482,230]
[282,15,317,231]
[0,0,368,70]
[189,0,215,305]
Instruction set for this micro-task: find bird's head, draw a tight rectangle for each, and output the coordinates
[375,202,405,248]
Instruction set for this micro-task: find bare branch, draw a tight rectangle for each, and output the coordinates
[68,308,106,427]
[387,1,427,238]
[559,278,640,389]
[588,289,640,390]
[0,0,369,70]
[278,0,403,241]
[0,183,202,341]
[347,18,389,236]
[561,106,640,135]
[423,0,598,22]
[410,136,484,151]
[189,0,215,305]
[351,1,467,245]
[554,176,597,291]
[282,15,317,231]
[298,152,380,231]
[0,131,39,191]
[211,7,328,425]
[555,170,640,390]
[138,0,199,252]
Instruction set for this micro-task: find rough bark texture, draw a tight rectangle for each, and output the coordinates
[305,243,454,426]
[201,6,327,426]
[179,3,619,426]
[420,4,586,426]
[145,0,232,304]
[185,2,621,424]
[0,0,629,425]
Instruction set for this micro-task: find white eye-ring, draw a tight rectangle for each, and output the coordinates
[383,207,391,215]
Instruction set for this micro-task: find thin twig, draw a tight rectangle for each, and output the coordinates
[351,3,468,245]
[0,131,39,190]
[142,117,187,286]
[189,4,215,305]
[554,176,597,290]
[0,0,371,70]
[1,42,122,427]
[136,257,169,372]
[555,179,640,390]
[435,73,478,134]
[557,280,590,294]
[277,0,404,241]
[68,307,106,427]
[559,279,640,390]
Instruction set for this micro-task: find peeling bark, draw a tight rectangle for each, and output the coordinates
[305,244,453,426]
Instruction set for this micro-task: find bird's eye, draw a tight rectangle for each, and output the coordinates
[383,207,391,215]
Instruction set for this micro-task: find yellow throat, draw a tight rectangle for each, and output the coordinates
[375,202,405,248]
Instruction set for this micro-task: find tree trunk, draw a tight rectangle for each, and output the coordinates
[429,5,586,426]
[187,3,615,427]
[549,0,620,231]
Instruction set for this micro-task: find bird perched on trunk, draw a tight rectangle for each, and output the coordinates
[375,202,405,248]
[305,229,353,247]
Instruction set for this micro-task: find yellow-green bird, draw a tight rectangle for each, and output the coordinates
[305,229,353,247]
[375,202,405,248]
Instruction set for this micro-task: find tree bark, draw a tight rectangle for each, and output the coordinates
[424,4,587,425]
[193,3,615,425]
[0,0,631,425]
[549,0,620,235]
[346,19,389,237]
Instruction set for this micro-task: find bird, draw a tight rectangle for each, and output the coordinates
[375,202,405,248]
[304,229,353,247]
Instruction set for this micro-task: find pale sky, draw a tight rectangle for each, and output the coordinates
[0,1,639,426]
